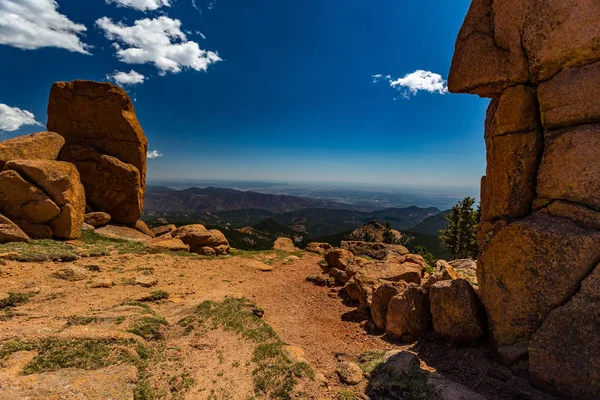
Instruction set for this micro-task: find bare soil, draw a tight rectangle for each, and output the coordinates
[0,249,556,399]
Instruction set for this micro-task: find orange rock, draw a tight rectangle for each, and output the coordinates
[0,170,60,224]
[4,160,85,240]
[539,200,600,230]
[272,237,295,252]
[84,212,111,228]
[481,130,542,221]
[0,131,64,169]
[47,80,148,185]
[523,0,600,82]
[172,224,230,255]
[529,264,600,398]
[386,284,431,341]
[151,224,176,237]
[135,220,155,238]
[485,85,540,137]
[0,214,29,244]
[147,237,189,252]
[537,124,600,209]
[324,249,354,271]
[371,282,406,330]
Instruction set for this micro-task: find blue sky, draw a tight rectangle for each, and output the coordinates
[0,0,488,190]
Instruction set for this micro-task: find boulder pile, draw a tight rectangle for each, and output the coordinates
[0,80,230,256]
[316,242,486,344]
[449,1,600,397]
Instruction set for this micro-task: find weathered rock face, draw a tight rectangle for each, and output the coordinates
[451,1,600,394]
[324,249,354,271]
[272,237,295,252]
[340,241,409,260]
[0,131,65,170]
[429,279,486,343]
[529,264,600,399]
[1,160,85,240]
[371,282,406,331]
[47,81,147,224]
[305,242,333,254]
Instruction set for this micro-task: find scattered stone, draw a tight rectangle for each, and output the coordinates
[306,274,334,287]
[282,345,307,363]
[429,279,485,343]
[53,266,89,281]
[135,275,158,288]
[343,278,361,300]
[272,237,295,252]
[381,351,420,376]
[336,361,363,385]
[90,278,114,288]
[305,242,333,254]
[244,260,273,272]
[329,268,348,284]
[84,212,111,228]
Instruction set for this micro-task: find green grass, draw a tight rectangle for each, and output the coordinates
[137,290,169,303]
[338,389,357,400]
[0,292,35,309]
[230,249,305,266]
[127,316,168,340]
[66,316,98,326]
[0,338,142,374]
[179,298,313,399]
[356,350,387,374]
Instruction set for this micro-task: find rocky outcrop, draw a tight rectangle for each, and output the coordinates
[47,80,147,224]
[0,131,65,170]
[151,224,176,237]
[386,284,431,341]
[450,1,600,395]
[371,282,406,331]
[324,249,354,271]
[172,224,230,256]
[347,221,402,243]
[305,242,333,254]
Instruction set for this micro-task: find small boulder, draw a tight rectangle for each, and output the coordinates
[147,237,189,252]
[172,224,230,255]
[305,242,333,254]
[324,249,354,271]
[54,266,89,281]
[151,224,176,237]
[0,214,29,244]
[336,361,363,385]
[429,279,486,343]
[422,264,459,292]
[329,268,349,284]
[95,225,152,242]
[272,237,295,252]
[135,220,155,238]
[84,212,111,228]
[343,278,361,301]
[90,278,114,288]
[386,284,432,341]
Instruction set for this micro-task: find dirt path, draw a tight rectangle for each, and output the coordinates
[0,250,556,399]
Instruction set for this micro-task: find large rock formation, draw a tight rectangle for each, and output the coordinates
[450,0,600,396]
[47,80,148,224]
[0,132,65,170]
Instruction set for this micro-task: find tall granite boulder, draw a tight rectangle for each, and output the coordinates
[450,0,600,396]
[0,131,65,170]
[47,80,148,224]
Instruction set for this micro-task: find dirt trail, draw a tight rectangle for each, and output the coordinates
[0,250,555,399]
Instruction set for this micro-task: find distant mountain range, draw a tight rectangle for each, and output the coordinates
[144,186,352,213]
[408,210,451,236]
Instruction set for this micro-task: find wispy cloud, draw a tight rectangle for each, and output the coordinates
[96,16,221,75]
[106,0,171,12]
[373,70,448,99]
[147,150,163,159]
[0,103,42,132]
[107,69,147,86]
[0,0,90,54]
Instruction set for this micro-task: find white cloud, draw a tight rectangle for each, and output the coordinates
[0,103,42,132]
[107,69,147,85]
[374,70,448,99]
[0,0,89,53]
[147,150,163,159]
[96,16,221,75]
[106,0,171,12]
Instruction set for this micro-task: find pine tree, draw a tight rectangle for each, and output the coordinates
[382,222,398,244]
[439,197,479,260]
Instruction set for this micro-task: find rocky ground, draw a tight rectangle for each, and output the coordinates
[0,236,556,399]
